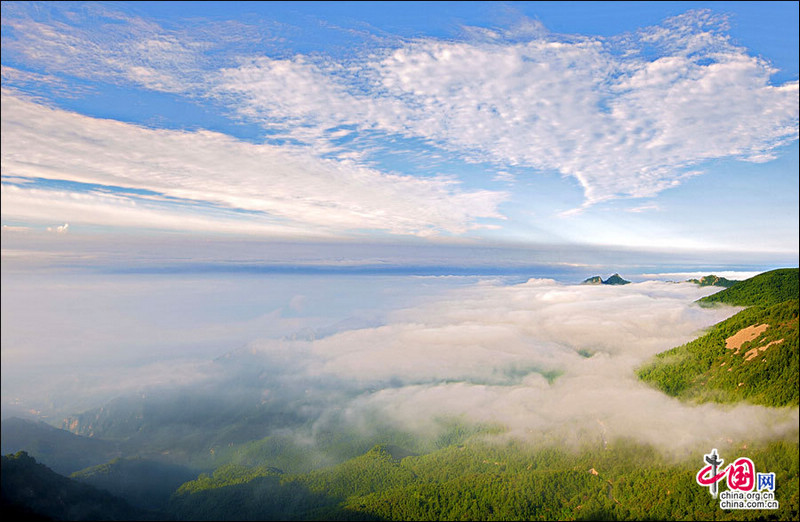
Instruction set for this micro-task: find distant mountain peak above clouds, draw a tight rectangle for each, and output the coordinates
[581,273,630,285]
[684,275,737,288]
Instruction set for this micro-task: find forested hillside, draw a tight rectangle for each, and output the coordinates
[6,437,798,521]
[71,457,197,512]
[166,439,799,521]
[638,268,799,406]
[697,268,798,307]
[1,452,159,521]
[0,417,122,475]
[638,300,798,406]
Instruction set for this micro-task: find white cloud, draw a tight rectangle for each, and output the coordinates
[1,225,31,233]
[3,266,796,451]
[641,271,765,281]
[1,4,210,93]
[2,6,797,227]
[213,10,798,205]
[45,223,69,234]
[492,171,516,184]
[0,65,93,99]
[0,270,470,417]
[1,182,329,237]
[1,92,506,237]
[240,279,798,453]
[301,280,730,380]
[627,203,660,213]
[215,56,363,132]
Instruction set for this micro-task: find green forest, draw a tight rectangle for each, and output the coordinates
[5,437,798,521]
[164,438,798,521]
[638,269,799,407]
[696,268,799,308]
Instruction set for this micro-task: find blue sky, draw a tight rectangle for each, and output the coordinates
[1,1,798,261]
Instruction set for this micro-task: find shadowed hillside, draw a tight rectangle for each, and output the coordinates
[1,451,161,521]
[1,417,122,475]
[71,457,197,512]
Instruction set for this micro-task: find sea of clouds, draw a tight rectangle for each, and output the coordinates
[3,271,797,457]
[245,278,798,455]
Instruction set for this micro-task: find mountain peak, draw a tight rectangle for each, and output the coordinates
[582,274,630,285]
[685,275,736,288]
[604,273,630,285]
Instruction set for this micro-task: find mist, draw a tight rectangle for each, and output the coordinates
[244,278,798,456]
[3,263,797,460]
[0,270,474,417]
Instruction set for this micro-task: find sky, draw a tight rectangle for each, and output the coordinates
[1,1,798,265]
[1,2,799,452]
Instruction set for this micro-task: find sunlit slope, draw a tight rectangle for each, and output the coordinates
[697,268,799,307]
[638,268,799,406]
[166,439,799,521]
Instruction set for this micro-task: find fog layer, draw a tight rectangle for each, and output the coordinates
[247,279,798,454]
[3,273,796,456]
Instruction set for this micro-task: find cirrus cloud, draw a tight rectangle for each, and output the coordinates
[213,10,798,205]
[1,91,506,237]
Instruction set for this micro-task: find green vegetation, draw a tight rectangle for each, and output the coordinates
[70,456,197,511]
[685,275,737,288]
[1,451,159,521]
[7,436,798,521]
[638,268,799,407]
[697,268,798,307]
[638,300,798,406]
[166,438,799,521]
[201,416,504,476]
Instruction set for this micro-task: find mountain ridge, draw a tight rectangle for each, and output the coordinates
[697,268,799,307]
[581,273,631,285]
[684,274,737,287]
[1,451,161,521]
[1,417,122,475]
[639,268,799,406]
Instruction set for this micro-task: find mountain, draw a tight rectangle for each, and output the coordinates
[604,273,630,285]
[685,274,737,287]
[168,463,323,521]
[164,439,799,521]
[638,268,799,406]
[71,457,198,512]
[697,268,799,307]
[1,417,122,475]
[581,273,631,285]
[1,451,160,521]
[59,389,311,469]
